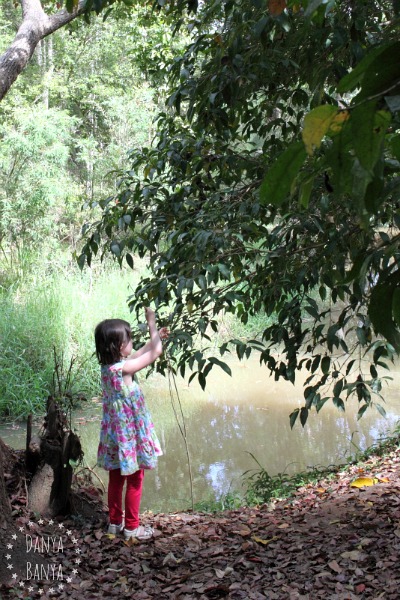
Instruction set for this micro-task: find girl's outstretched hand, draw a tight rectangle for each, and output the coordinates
[144,306,156,325]
[159,327,170,341]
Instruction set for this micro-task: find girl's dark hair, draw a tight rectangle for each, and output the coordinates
[94,319,131,365]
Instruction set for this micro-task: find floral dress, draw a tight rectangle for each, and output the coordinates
[97,360,162,476]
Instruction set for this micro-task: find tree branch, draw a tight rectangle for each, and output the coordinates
[0,0,86,101]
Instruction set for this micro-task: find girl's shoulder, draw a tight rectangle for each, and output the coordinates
[101,360,125,374]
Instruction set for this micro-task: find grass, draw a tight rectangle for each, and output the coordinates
[0,253,147,418]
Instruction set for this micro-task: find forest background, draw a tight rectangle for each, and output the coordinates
[0,0,400,430]
[0,1,185,418]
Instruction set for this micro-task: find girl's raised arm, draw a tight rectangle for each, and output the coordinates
[122,308,166,375]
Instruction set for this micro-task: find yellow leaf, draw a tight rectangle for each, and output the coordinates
[350,477,378,488]
[124,537,139,547]
[252,535,279,545]
[315,487,326,493]
[377,476,390,483]
[302,105,341,155]
[329,110,349,133]
[268,0,286,16]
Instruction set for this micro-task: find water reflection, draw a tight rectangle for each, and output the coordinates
[1,358,399,513]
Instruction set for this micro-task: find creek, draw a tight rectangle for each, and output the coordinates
[1,357,399,513]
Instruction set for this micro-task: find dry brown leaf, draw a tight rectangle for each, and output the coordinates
[328,560,342,573]
[268,0,286,16]
[341,550,367,561]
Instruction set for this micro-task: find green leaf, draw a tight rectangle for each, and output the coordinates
[126,253,134,269]
[333,379,343,396]
[370,364,378,379]
[333,396,345,411]
[337,42,399,94]
[110,241,121,257]
[375,402,387,418]
[325,119,354,195]
[392,288,400,328]
[208,357,232,376]
[351,104,391,173]
[300,406,309,427]
[259,141,307,207]
[321,355,330,375]
[391,135,400,161]
[370,281,400,350]
[357,404,368,420]
[355,42,400,101]
[289,408,299,429]
[298,176,314,208]
[304,0,328,17]
[198,371,206,390]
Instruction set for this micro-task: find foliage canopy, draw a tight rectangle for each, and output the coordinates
[80,0,400,425]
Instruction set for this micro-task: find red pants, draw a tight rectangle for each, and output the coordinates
[108,468,144,530]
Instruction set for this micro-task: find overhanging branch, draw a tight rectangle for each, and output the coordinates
[0,0,87,101]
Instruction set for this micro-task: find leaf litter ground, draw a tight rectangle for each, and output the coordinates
[2,445,400,599]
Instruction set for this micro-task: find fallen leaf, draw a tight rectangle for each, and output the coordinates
[350,477,377,488]
[328,560,342,573]
[123,536,139,547]
[252,535,279,545]
[162,552,182,566]
[215,567,234,578]
[341,550,367,561]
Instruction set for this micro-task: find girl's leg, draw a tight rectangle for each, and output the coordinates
[108,468,125,525]
[124,469,144,530]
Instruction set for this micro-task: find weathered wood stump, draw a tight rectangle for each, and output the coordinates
[27,396,83,516]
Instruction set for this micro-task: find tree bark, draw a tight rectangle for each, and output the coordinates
[0,0,85,101]
[0,439,19,585]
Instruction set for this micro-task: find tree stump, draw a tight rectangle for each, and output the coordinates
[27,396,83,516]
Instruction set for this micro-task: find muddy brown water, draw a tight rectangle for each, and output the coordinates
[1,357,399,513]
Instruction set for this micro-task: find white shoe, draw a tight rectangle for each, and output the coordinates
[107,522,124,534]
[124,525,154,540]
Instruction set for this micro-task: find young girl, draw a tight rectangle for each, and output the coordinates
[94,307,168,541]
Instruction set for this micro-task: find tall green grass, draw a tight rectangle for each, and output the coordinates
[0,255,146,419]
